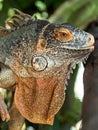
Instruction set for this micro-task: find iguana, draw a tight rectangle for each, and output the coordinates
[0,9,94,130]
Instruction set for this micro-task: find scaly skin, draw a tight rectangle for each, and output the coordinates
[0,9,94,130]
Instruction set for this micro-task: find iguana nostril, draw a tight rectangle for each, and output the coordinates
[31,56,48,71]
[89,37,91,41]
[89,34,95,45]
[84,34,95,48]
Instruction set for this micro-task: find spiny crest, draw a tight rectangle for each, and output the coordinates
[0,26,10,34]
[0,9,37,34]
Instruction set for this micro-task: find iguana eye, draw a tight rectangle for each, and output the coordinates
[53,27,73,42]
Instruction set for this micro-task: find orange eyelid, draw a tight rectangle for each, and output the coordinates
[53,27,73,42]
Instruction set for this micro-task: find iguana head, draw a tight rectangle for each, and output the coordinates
[26,21,94,77]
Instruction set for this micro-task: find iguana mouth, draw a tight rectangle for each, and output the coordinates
[82,43,94,50]
[62,45,94,51]
[79,45,94,51]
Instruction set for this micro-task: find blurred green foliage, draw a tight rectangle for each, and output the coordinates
[0,0,98,130]
[49,0,98,28]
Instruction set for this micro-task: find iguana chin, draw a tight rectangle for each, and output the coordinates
[0,9,94,130]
